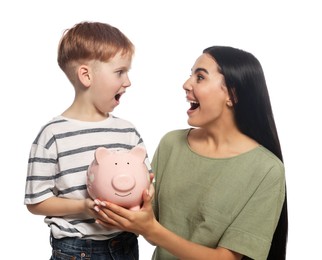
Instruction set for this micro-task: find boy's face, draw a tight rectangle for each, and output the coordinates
[89,52,132,115]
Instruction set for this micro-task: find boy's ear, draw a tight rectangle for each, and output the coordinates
[78,65,91,87]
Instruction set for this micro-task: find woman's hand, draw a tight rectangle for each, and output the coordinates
[95,185,156,237]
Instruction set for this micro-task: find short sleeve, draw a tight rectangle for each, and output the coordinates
[24,142,57,205]
[218,165,285,260]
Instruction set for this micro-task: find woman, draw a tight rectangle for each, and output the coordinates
[96,46,288,260]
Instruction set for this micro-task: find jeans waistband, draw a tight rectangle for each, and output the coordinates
[50,232,136,251]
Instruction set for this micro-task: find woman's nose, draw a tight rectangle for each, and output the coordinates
[183,78,191,91]
[183,79,193,92]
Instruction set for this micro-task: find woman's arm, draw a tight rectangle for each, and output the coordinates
[95,190,242,260]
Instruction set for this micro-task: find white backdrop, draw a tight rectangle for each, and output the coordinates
[1,0,321,259]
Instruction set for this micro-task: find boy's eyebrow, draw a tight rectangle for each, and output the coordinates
[115,65,130,71]
[192,67,209,74]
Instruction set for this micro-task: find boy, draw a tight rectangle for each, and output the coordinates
[24,21,150,260]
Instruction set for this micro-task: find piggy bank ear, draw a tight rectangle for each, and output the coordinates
[130,146,147,161]
[95,147,112,164]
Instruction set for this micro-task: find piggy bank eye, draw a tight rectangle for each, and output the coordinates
[127,162,130,165]
[115,162,118,165]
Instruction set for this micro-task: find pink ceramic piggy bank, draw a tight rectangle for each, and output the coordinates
[87,146,150,211]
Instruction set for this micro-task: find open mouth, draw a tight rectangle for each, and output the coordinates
[189,101,200,110]
[115,93,121,101]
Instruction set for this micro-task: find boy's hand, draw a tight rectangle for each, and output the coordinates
[84,198,100,218]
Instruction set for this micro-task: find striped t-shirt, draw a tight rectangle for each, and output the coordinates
[24,115,151,240]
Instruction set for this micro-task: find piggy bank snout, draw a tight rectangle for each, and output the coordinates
[112,174,136,192]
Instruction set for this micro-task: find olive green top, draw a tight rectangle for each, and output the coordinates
[151,129,285,260]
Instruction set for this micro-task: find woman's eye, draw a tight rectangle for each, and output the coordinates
[197,74,204,82]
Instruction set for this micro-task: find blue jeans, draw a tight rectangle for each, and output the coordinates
[50,232,138,260]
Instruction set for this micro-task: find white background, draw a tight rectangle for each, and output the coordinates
[1,0,321,259]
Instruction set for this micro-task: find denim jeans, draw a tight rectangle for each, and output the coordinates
[50,232,138,260]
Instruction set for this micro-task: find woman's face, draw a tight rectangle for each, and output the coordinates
[183,53,232,128]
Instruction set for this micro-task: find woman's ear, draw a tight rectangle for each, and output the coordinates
[227,87,238,106]
[78,65,91,88]
[226,98,233,108]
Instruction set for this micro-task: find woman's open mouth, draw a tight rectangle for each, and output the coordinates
[190,101,200,110]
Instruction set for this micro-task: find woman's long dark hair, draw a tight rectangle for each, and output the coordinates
[203,46,288,260]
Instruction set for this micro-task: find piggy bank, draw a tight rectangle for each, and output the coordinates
[87,146,150,211]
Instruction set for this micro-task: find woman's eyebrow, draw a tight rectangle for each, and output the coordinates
[192,67,209,74]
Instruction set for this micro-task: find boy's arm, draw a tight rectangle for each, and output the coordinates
[26,197,96,217]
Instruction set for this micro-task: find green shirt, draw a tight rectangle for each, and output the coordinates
[151,129,285,260]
